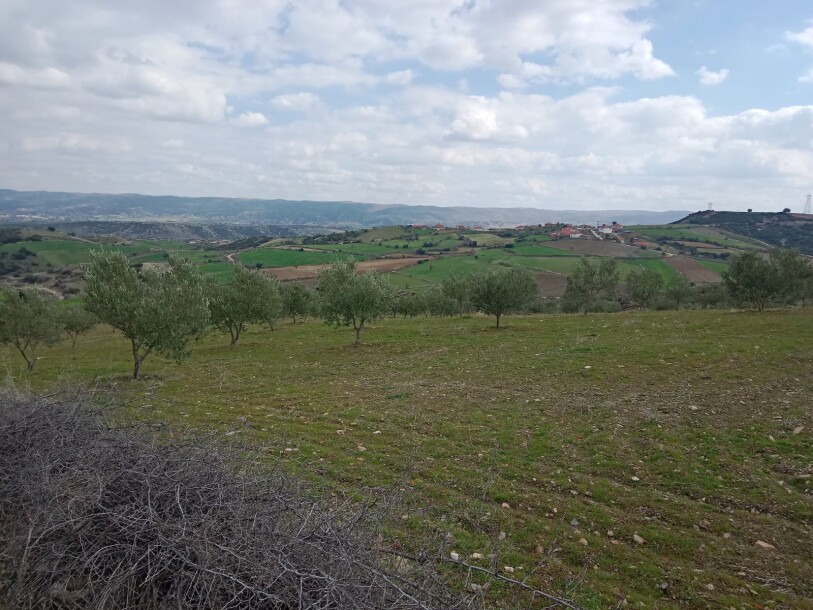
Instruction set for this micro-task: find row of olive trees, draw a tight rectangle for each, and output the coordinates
[0,289,97,371]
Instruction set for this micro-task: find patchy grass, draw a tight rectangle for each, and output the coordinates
[238,248,356,267]
[696,260,730,275]
[6,309,813,609]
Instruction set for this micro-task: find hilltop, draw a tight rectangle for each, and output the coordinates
[674,210,813,254]
[0,188,689,228]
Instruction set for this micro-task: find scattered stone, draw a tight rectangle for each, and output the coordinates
[723,533,731,539]
[631,476,640,482]
[658,582,668,592]
[373,430,381,435]
[793,426,804,435]
[336,429,345,435]
[570,518,580,527]
[501,502,510,509]
[503,566,514,574]
[633,534,645,545]
[357,444,367,451]
[755,540,776,550]
[705,583,715,591]
[450,552,460,561]
[498,531,507,540]
[768,435,776,442]
[584,365,592,369]
[689,405,700,411]
[578,538,588,546]
[607,530,615,537]
[470,552,484,560]
[468,583,483,593]
[533,544,543,555]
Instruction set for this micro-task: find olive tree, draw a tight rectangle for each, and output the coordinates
[770,248,813,306]
[317,260,394,346]
[0,288,63,370]
[562,257,619,314]
[722,250,780,312]
[626,268,664,309]
[281,282,315,323]
[57,305,98,347]
[208,265,282,344]
[664,275,693,309]
[469,266,537,328]
[83,250,210,379]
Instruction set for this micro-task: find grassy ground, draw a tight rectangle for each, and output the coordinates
[5,309,812,609]
[237,248,357,267]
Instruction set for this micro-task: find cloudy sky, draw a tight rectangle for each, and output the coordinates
[1,1,812,211]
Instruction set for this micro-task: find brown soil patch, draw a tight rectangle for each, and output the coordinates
[665,256,721,283]
[536,270,568,297]
[267,257,429,281]
[546,239,647,258]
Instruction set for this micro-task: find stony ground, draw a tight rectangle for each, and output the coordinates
[5,308,812,609]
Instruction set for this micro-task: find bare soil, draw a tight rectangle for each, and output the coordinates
[267,257,429,281]
[665,256,722,283]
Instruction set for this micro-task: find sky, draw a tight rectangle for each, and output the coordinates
[1,1,812,212]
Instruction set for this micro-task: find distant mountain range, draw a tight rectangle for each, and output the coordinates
[0,188,690,229]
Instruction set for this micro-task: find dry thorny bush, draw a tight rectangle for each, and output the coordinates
[0,389,583,610]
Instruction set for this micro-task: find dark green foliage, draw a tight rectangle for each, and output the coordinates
[83,250,210,378]
[281,283,316,322]
[626,268,663,309]
[722,250,784,311]
[562,257,619,314]
[468,266,538,328]
[0,288,63,370]
[317,260,394,346]
[57,305,98,347]
[208,265,282,344]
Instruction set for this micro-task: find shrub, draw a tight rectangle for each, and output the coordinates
[0,394,474,610]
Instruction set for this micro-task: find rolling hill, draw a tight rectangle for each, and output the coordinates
[0,188,689,228]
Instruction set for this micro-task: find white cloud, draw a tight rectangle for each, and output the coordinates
[0,62,70,88]
[696,66,729,86]
[384,69,415,87]
[786,23,813,49]
[231,112,269,127]
[271,92,321,110]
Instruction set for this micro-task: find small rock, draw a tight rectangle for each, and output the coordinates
[755,540,775,550]
[570,518,580,527]
[631,476,640,482]
[578,538,588,546]
[793,426,804,435]
[633,534,645,545]
[723,533,731,539]
[503,566,514,574]
[336,429,345,435]
[501,502,510,509]
[357,444,367,451]
[658,582,668,592]
[705,583,715,591]
[689,405,699,411]
[533,544,543,555]
[498,531,506,540]
[450,552,460,561]
[607,530,615,537]
[373,430,382,435]
[470,552,484,560]
[584,365,592,369]
[468,583,483,593]
[768,435,776,442]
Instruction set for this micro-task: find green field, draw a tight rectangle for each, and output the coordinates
[511,244,582,257]
[5,309,813,609]
[308,243,399,256]
[237,248,353,267]
[631,225,760,250]
[696,259,729,274]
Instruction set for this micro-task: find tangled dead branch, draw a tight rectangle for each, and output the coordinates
[0,392,477,610]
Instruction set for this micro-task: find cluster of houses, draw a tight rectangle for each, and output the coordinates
[550,222,625,241]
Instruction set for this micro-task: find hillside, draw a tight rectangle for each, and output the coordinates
[0,188,689,228]
[5,310,813,609]
[674,210,813,254]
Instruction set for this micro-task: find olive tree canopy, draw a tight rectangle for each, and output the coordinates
[83,250,210,379]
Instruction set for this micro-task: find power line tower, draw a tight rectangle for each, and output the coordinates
[805,194,812,215]
[707,201,713,211]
